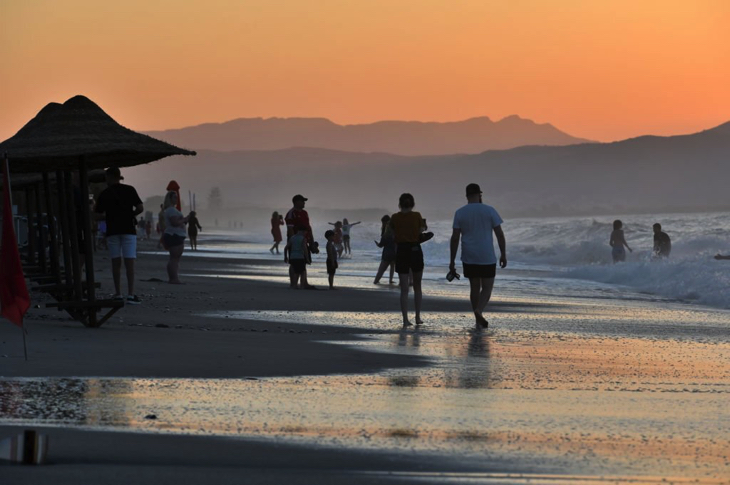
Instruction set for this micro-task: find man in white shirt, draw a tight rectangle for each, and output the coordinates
[449,183,507,329]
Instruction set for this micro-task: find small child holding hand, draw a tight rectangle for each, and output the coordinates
[285,226,310,288]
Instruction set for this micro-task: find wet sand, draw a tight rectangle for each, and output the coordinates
[1,240,729,483]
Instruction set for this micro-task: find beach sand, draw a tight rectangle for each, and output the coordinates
[1,240,729,484]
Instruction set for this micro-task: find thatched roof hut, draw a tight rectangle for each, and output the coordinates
[0,95,195,172]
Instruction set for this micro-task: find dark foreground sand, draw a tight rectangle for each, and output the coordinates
[0,250,477,484]
[1,252,434,379]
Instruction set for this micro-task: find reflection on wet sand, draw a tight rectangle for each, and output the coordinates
[1,302,729,480]
[0,379,133,428]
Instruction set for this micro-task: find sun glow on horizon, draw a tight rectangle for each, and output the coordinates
[1,0,728,142]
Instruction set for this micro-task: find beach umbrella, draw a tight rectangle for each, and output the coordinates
[0,95,195,172]
[0,95,196,327]
[166,180,182,211]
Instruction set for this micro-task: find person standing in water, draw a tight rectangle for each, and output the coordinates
[609,220,632,263]
[390,193,426,327]
[325,230,338,290]
[341,218,361,256]
[373,215,396,285]
[653,223,671,259]
[449,183,506,330]
[187,211,202,251]
[270,211,284,254]
[328,221,344,258]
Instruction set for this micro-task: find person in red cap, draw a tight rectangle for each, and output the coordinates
[285,194,317,289]
[449,183,506,330]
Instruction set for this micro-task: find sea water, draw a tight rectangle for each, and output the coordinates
[186,211,730,310]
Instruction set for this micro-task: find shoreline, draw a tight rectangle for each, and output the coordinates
[1,241,729,482]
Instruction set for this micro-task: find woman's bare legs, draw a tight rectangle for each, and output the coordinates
[167,244,184,283]
[412,271,423,325]
[399,272,411,326]
[374,260,390,284]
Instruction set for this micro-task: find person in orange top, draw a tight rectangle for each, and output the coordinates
[389,193,427,327]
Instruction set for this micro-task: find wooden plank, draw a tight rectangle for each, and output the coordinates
[46,299,124,310]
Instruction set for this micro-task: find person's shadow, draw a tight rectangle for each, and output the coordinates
[457,331,492,389]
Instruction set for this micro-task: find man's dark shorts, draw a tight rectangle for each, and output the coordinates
[396,243,424,274]
[463,263,496,279]
[290,259,306,274]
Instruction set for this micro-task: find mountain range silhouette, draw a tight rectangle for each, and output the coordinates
[145,115,592,155]
[127,120,730,217]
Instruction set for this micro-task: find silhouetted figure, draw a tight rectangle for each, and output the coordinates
[449,183,506,330]
[324,229,338,289]
[188,211,202,250]
[94,167,143,304]
[390,193,426,327]
[653,223,671,259]
[328,221,344,257]
[157,204,166,249]
[270,211,284,254]
[284,225,310,289]
[341,218,361,256]
[374,215,396,285]
[609,219,632,263]
[285,194,317,289]
[163,191,190,283]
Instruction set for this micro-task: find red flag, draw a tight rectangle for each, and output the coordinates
[0,159,30,327]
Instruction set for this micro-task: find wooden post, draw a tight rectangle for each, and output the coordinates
[56,170,73,296]
[64,171,83,304]
[43,172,61,284]
[78,156,97,327]
[35,182,47,273]
[24,187,36,266]
[33,184,48,273]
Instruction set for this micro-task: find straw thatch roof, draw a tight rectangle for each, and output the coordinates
[0,172,44,189]
[0,169,107,190]
[0,95,195,173]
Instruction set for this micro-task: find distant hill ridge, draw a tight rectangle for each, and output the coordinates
[145,115,593,155]
[126,119,730,217]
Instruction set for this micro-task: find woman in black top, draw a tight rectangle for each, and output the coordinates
[187,211,202,251]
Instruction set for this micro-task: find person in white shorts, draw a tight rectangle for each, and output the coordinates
[94,167,144,304]
[449,183,506,330]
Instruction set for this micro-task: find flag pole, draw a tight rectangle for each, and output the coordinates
[3,154,28,361]
[22,323,28,361]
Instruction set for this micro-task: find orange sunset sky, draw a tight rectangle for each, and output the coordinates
[1,0,728,143]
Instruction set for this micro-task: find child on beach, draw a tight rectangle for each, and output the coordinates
[329,221,344,258]
[325,230,338,289]
[341,218,361,256]
[609,220,632,263]
[284,226,310,288]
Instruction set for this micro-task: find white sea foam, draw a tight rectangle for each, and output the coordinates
[232,211,730,309]
[502,213,730,309]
